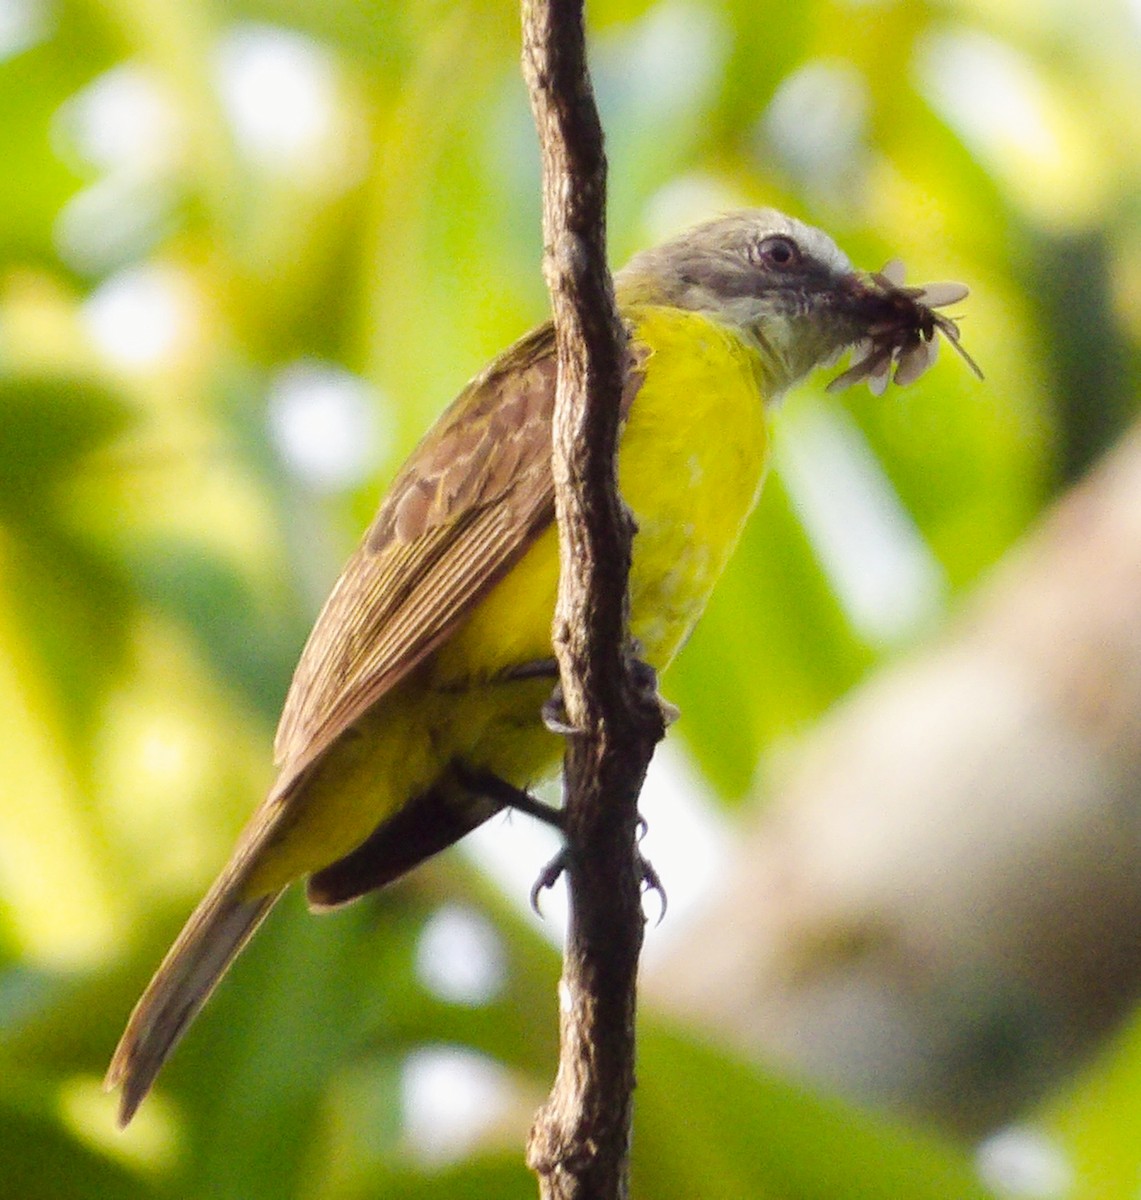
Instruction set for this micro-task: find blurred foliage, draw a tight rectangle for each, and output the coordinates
[0,0,1139,1196]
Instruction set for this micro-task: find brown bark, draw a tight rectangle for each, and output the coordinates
[521,2,664,1197]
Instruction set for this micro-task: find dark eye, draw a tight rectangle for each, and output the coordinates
[754,234,802,269]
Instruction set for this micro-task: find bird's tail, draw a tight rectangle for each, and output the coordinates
[105,869,281,1127]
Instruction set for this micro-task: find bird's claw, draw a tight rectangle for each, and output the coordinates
[542,659,678,736]
[542,685,579,737]
[639,852,667,925]
[629,656,680,727]
[633,809,667,923]
[527,830,665,925]
[530,848,569,915]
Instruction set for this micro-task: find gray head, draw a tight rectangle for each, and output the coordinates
[616,209,875,398]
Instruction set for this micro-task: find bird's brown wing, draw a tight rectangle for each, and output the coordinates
[107,323,648,1126]
[274,323,645,777]
[274,323,559,774]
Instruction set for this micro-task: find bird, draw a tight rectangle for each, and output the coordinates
[105,208,976,1126]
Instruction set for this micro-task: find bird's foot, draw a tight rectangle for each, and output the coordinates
[639,849,668,925]
[527,828,667,923]
[541,683,577,736]
[530,847,569,915]
[541,660,679,736]
[497,657,560,685]
[628,656,681,727]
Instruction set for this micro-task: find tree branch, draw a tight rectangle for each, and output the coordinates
[521,2,664,1197]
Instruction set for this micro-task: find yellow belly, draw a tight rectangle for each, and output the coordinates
[248,306,770,889]
[439,305,770,677]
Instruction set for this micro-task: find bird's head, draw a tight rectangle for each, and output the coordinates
[616,209,979,400]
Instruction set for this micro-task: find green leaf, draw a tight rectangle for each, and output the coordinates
[0,1097,157,1200]
[0,376,134,513]
[634,1025,995,1200]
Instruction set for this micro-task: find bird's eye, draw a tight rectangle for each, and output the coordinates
[754,235,802,269]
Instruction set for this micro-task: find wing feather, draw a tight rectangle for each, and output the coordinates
[273,321,648,778]
[274,324,561,773]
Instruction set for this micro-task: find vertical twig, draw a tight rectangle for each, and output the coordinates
[520,2,665,1198]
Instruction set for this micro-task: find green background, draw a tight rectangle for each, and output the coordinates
[1,0,1138,1195]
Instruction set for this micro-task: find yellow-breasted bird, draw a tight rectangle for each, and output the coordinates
[106,209,976,1124]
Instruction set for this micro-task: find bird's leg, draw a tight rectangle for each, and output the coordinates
[451,761,567,914]
[535,653,674,915]
[453,763,564,829]
[453,764,656,917]
[495,657,561,685]
[477,654,675,916]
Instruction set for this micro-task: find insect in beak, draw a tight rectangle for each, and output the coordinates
[829,259,984,395]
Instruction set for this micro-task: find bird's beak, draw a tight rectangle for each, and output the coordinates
[828,263,980,393]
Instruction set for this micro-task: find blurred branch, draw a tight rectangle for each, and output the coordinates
[647,416,1141,1136]
[521,1,663,1197]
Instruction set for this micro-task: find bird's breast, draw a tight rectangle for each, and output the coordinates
[619,305,771,669]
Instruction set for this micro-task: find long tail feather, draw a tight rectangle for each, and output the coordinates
[105,876,281,1127]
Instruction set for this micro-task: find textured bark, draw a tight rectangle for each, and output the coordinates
[521,2,664,1198]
